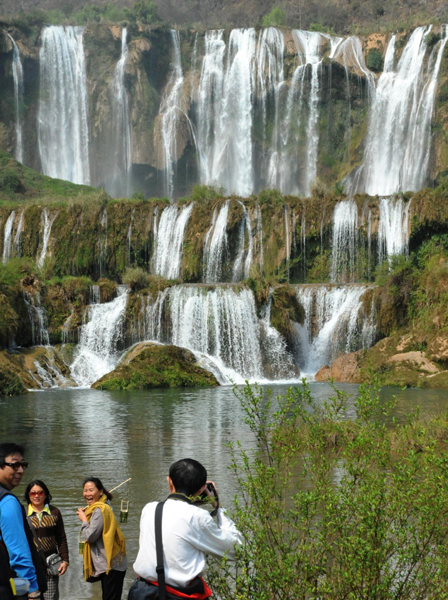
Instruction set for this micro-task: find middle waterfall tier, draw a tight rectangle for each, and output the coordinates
[7,24,447,198]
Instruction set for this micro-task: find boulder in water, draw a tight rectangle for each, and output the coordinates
[315,350,363,383]
[92,342,219,390]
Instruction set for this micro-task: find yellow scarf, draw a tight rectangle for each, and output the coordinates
[82,494,126,581]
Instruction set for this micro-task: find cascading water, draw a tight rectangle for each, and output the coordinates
[38,26,90,185]
[277,30,330,195]
[197,28,257,196]
[352,26,448,195]
[160,30,185,199]
[7,34,24,163]
[108,27,132,198]
[13,211,24,258]
[2,211,15,264]
[294,284,375,375]
[378,196,412,262]
[256,28,285,187]
[37,209,58,269]
[23,291,50,346]
[152,203,194,279]
[232,202,253,281]
[99,208,107,277]
[70,286,128,386]
[330,199,358,283]
[203,201,230,282]
[256,205,264,273]
[135,284,298,383]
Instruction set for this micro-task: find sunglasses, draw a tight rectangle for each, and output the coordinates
[30,491,44,496]
[4,461,28,471]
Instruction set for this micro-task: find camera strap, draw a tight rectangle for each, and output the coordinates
[155,502,167,600]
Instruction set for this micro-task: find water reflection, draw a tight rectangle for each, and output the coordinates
[1,383,447,599]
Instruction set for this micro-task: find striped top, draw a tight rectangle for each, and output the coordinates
[28,504,69,564]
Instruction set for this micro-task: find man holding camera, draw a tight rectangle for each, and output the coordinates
[129,458,242,600]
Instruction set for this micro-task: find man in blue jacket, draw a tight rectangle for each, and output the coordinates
[0,442,46,600]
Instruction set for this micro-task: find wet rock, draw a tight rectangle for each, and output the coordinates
[92,341,219,390]
[315,350,363,383]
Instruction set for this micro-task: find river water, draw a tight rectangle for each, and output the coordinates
[1,383,448,599]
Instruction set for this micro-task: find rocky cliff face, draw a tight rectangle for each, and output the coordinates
[1,24,447,199]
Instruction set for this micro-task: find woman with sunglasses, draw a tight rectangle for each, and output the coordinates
[24,480,69,600]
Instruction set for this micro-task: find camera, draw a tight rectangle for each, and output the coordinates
[196,482,219,516]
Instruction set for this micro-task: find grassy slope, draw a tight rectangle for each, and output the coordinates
[0,149,103,203]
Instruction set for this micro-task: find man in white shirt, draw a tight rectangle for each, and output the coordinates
[129,458,242,599]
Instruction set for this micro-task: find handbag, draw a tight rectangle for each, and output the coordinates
[26,517,63,576]
[46,553,63,576]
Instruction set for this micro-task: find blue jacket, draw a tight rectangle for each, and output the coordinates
[0,489,39,593]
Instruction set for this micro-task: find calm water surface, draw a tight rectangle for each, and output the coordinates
[1,383,448,599]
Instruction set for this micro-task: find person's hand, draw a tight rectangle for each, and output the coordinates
[58,562,68,575]
[205,481,219,508]
[76,507,87,522]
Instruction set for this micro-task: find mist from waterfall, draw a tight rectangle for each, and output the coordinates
[7,34,24,164]
[352,26,448,195]
[107,27,132,198]
[38,26,90,185]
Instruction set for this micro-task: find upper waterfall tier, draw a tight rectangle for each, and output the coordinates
[38,26,90,185]
[3,24,447,198]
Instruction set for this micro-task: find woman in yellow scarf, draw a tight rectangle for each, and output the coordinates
[76,477,127,600]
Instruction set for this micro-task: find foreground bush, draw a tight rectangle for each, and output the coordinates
[208,381,448,599]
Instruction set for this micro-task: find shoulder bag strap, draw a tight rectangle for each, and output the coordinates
[26,516,47,566]
[155,502,167,600]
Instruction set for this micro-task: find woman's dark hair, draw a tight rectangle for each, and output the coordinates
[24,480,52,505]
[169,458,207,496]
[83,476,113,501]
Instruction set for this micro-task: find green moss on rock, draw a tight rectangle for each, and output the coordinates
[92,342,218,390]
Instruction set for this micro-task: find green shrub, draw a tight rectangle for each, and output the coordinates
[0,369,26,397]
[121,266,150,291]
[207,381,448,598]
[262,7,287,27]
[367,48,384,72]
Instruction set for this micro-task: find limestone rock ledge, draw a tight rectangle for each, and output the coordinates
[315,334,448,389]
[92,342,219,391]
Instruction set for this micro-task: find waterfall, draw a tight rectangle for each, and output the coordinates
[330,199,359,283]
[256,205,264,272]
[90,285,101,304]
[203,201,230,282]
[354,26,448,195]
[38,26,90,185]
[332,35,375,92]
[152,203,194,279]
[135,284,298,382]
[2,211,15,264]
[260,292,298,379]
[23,291,50,346]
[70,286,128,386]
[108,27,132,198]
[160,30,185,199]
[277,30,330,195]
[13,211,24,258]
[294,284,375,375]
[378,196,412,262]
[256,28,285,187]
[37,209,58,269]
[232,202,253,281]
[7,34,24,163]
[196,30,226,186]
[197,28,257,196]
[99,208,107,277]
